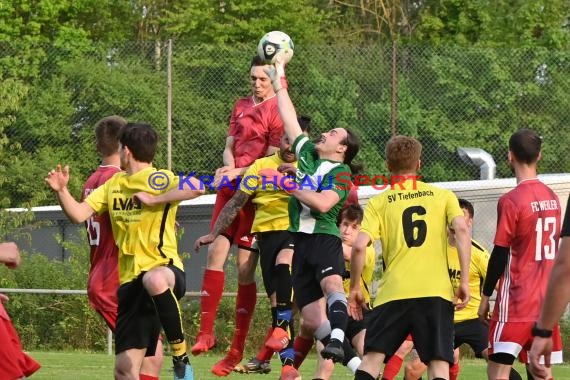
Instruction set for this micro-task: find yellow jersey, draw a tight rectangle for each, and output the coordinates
[448,239,489,322]
[85,167,184,284]
[343,245,376,305]
[241,152,293,233]
[360,179,463,307]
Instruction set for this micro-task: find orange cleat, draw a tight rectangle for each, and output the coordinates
[190,332,216,356]
[211,348,243,377]
[265,327,290,351]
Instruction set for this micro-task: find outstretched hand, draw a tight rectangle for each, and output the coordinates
[194,234,216,252]
[45,164,70,192]
[348,288,367,321]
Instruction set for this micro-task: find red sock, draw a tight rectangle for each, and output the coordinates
[256,327,274,361]
[231,282,257,354]
[449,361,460,380]
[199,269,224,335]
[293,335,313,369]
[382,354,403,380]
[139,375,158,380]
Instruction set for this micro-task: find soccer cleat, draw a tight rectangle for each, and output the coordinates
[279,365,301,380]
[191,332,216,356]
[211,348,243,377]
[233,357,272,374]
[320,338,344,363]
[173,358,194,380]
[265,326,290,351]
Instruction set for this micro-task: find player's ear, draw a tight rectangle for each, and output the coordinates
[416,159,421,171]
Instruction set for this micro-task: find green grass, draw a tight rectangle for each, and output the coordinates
[27,351,570,379]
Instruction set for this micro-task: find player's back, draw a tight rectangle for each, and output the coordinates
[493,178,561,321]
[362,179,463,307]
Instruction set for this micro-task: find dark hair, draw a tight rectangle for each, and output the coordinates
[458,198,474,219]
[385,135,422,174]
[337,203,364,226]
[95,116,126,156]
[250,55,265,67]
[342,128,363,175]
[297,115,311,134]
[118,122,158,163]
[509,129,542,164]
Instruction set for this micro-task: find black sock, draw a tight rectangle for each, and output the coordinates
[355,369,376,380]
[341,337,358,366]
[328,300,348,332]
[275,264,293,332]
[151,289,186,357]
[509,367,523,380]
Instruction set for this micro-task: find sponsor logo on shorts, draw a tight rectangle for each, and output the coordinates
[321,266,333,274]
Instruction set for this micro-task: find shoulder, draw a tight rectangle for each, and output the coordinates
[471,239,489,256]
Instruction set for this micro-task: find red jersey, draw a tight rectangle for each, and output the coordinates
[492,178,561,322]
[228,95,283,168]
[81,165,121,327]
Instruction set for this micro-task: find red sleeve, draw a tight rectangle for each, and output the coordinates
[494,196,518,247]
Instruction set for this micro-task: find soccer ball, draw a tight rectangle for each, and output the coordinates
[257,31,294,64]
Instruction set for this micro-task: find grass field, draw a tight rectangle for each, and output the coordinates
[27,351,570,379]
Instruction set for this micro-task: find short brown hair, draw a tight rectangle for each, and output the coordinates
[385,135,422,174]
[95,116,127,156]
[509,128,541,164]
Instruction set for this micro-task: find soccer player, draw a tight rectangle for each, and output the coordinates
[0,242,41,379]
[478,129,562,380]
[262,54,361,364]
[192,55,284,377]
[82,115,162,380]
[312,203,375,379]
[348,135,471,380]
[46,122,204,380]
[529,195,570,379]
[195,118,310,380]
[404,198,522,380]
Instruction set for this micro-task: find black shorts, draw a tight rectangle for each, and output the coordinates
[365,297,454,364]
[346,313,367,342]
[115,265,186,355]
[292,233,344,310]
[454,318,489,358]
[257,231,294,297]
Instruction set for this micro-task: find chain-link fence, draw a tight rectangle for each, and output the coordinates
[2,41,570,208]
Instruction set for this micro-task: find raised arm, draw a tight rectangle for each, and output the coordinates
[266,57,302,143]
[134,176,205,206]
[45,165,95,224]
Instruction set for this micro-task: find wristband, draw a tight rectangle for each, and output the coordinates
[531,322,553,338]
[273,76,288,92]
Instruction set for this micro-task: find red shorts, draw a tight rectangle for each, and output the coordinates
[0,302,41,378]
[88,266,119,331]
[488,320,563,364]
[211,184,255,249]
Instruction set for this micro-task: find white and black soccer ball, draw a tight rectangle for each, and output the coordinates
[257,31,294,64]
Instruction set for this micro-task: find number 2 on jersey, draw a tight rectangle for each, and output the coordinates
[402,206,427,248]
[86,217,100,246]
[535,216,556,261]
